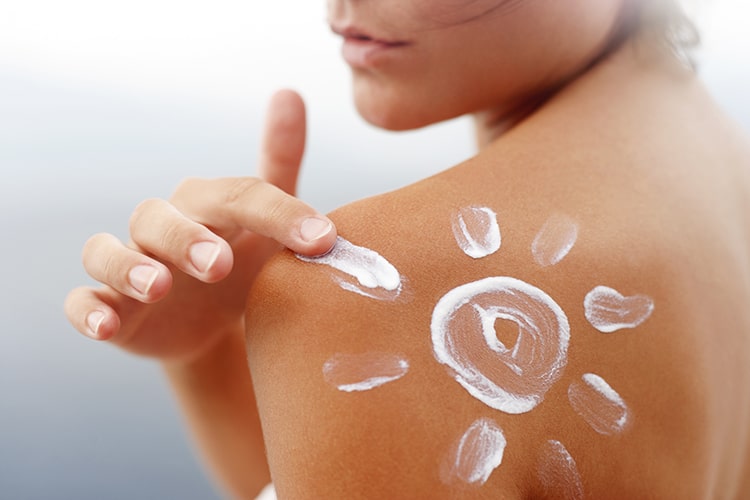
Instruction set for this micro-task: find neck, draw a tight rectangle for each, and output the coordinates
[472,91,555,149]
[473,2,646,150]
[472,39,691,151]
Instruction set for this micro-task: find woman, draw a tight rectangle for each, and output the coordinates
[65,0,750,498]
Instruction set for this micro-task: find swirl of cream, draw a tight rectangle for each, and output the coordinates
[431,277,570,414]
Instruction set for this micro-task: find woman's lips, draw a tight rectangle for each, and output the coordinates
[332,26,410,68]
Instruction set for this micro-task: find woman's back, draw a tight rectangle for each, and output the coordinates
[245,43,750,498]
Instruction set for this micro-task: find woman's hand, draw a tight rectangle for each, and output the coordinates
[64,89,336,363]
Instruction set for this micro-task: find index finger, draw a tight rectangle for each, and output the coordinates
[173,176,336,256]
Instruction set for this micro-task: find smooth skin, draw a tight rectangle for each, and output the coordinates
[67,0,750,498]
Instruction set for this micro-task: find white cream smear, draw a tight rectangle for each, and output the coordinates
[584,285,654,333]
[431,277,570,414]
[532,214,578,267]
[322,352,409,392]
[537,440,584,500]
[452,206,501,259]
[297,236,403,301]
[568,373,630,435]
[254,483,277,500]
[441,418,507,486]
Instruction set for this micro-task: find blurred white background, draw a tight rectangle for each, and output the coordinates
[1,1,748,498]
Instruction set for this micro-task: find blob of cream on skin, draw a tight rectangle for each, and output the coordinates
[322,353,409,392]
[532,214,579,267]
[296,236,403,301]
[254,483,277,500]
[431,277,570,414]
[441,418,507,486]
[568,373,630,435]
[537,440,584,500]
[584,286,654,333]
[452,206,502,259]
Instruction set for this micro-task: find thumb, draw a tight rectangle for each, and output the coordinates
[257,89,307,196]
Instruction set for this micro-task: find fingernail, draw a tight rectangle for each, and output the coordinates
[86,310,106,337]
[300,217,333,242]
[128,265,160,295]
[189,241,221,273]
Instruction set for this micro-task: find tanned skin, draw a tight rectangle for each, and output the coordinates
[68,0,750,498]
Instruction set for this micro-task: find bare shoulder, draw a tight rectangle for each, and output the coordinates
[246,108,750,498]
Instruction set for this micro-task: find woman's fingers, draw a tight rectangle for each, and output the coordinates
[257,89,306,195]
[64,286,121,340]
[174,177,336,256]
[83,232,174,302]
[129,199,234,283]
[83,172,334,307]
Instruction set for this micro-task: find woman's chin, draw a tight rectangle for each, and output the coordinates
[353,95,448,132]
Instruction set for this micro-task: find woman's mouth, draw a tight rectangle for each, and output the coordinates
[332,26,411,68]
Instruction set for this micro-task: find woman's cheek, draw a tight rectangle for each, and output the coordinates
[409,0,513,26]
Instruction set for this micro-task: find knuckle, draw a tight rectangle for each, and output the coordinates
[268,148,298,169]
[129,198,164,234]
[82,232,117,267]
[158,218,191,252]
[172,176,203,199]
[82,233,104,261]
[99,250,121,282]
[224,177,262,206]
[81,233,128,285]
[264,194,296,226]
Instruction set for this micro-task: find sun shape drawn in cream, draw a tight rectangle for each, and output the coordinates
[298,206,655,498]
